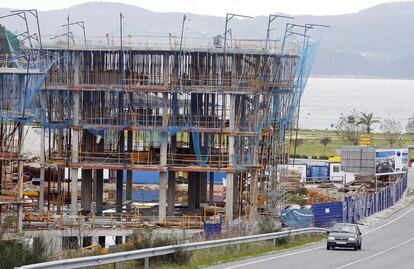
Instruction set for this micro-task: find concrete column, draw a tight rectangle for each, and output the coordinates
[115,169,123,250]
[167,172,176,216]
[81,130,93,214]
[57,168,63,214]
[116,170,123,215]
[159,93,168,222]
[126,131,133,211]
[39,91,47,213]
[16,74,25,232]
[98,236,106,248]
[126,170,132,209]
[71,51,81,215]
[96,133,104,216]
[188,173,195,211]
[96,169,103,215]
[249,171,258,222]
[70,167,79,215]
[81,169,93,214]
[167,52,177,218]
[159,172,167,222]
[17,164,23,233]
[188,172,200,210]
[209,172,214,204]
[226,94,236,222]
[200,172,207,204]
[233,173,240,217]
[225,173,234,222]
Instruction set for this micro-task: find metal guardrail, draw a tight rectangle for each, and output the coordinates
[17,227,327,269]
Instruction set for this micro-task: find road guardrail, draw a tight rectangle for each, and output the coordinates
[17,227,327,269]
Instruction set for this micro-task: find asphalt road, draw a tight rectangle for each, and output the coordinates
[208,170,414,269]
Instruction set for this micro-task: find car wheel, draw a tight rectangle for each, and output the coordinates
[327,245,330,250]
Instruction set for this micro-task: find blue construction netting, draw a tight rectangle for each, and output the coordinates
[0,50,55,125]
[345,174,407,224]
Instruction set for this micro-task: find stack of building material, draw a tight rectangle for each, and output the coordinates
[348,173,385,195]
[285,170,303,191]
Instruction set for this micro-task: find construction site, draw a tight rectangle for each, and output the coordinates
[0,10,321,250]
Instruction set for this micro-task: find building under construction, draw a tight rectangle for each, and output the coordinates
[0,11,319,238]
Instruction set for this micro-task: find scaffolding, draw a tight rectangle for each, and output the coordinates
[0,11,321,233]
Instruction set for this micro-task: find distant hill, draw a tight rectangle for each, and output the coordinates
[1,1,414,79]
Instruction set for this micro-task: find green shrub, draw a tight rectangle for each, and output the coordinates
[256,216,281,234]
[123,229,191,266]
[286,193,308,206]
[0,218,48,269]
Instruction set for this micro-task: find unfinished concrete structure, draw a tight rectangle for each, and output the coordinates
[0,23,51,231]
[40,42,314,221]
[0,12,319,234]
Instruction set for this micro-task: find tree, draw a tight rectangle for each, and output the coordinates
[320,137,332,155]
[357,112,379,134]
[380,118,402,146]
[335,110,364,145]
[406,116,414,141]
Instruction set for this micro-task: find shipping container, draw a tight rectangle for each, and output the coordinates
[309,165,330,182]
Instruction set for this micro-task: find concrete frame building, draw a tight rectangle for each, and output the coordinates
[0,15,319,234]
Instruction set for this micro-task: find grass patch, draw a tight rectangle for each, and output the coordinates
[155,234,325,269]
[93,233,325,269]
[290,129,414,158]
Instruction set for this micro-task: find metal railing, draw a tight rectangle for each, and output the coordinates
[17,227,327,269]
[38,35,292,54]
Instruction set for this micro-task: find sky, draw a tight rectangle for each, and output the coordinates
[0,0,408,16]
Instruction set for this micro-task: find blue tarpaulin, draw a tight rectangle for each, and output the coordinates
[281,208,314,229]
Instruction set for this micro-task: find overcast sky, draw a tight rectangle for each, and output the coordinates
[0,0,408,16]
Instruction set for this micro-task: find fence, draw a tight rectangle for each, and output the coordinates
[16,227,327,269]
[312,202,343,228]
[312,172,407,226]
[345,172,407,223]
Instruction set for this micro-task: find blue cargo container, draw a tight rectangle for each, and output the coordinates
[309,165,330,182]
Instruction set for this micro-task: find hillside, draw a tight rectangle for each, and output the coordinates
[1,1,413,78]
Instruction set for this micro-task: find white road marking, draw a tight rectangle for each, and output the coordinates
[363,205,414,235]
[219,246,324,269]
[218,202,414,269]
[334,236,414,269]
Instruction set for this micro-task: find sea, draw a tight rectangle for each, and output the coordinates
[300,78,414,130]
[129,78,414,201]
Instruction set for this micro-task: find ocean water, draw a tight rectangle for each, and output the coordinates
[122,171,225,185]
[122,171,226,202]
[123,190,159,202]
[300,78,414,130]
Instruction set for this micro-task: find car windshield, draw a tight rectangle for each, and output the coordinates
[331,224,356,234]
